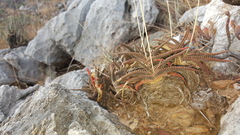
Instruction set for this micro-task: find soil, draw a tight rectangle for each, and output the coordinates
[97,71,239,135]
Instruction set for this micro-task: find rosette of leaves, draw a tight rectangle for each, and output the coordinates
[85,31,231,105]
[108,31,230,104]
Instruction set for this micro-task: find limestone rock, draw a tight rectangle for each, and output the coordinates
[0,85,39,122]
[4,47,46,84]
[200,0,240,74]
[0,49,15,85]
[0,48,10,58]
[49,68,88,89]
[179,0,240,74]
[219,97,240,135]
[25,34,71,66]
[0,84,133,135]
[0,60,15,85]
[74,0,159,66]
[25,0,159,66]
[179,5,207,25]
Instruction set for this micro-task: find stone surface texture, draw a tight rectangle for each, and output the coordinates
[0,85,39,122]
[25,0,159,66]
[201,0,240,74]
[219,97,240,135]
[0,60,15,85]
[4,47,46,84]
[179,0,240,74]
[179,5,207,25]
[0,84,133,135]
[49,68,88,89]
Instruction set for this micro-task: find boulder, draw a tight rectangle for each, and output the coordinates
[73,0,159,66]
[179,0,240,74]
[0,84,133,135]
[0,49,15,85]
[0,60,15,85]
[0,48,10,57]
[219,97,240,135]
[4,47,46,84]
[0,85,39,122]
[25,0,159,66]
[179,5,207,25]
[49,68,88,89]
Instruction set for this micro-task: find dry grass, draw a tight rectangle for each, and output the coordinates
[25,0,65,18]
[155,0,211,35]
[0,39,8,49]
[0,0,65,49]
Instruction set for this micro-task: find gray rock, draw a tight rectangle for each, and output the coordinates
[0,85,39,122]
[25,0,159,66]
[73,0,159,66]
[0,84,133,135]
[4,47,46,84]
[178,0,240,74]
[25,35,71,66]
[145,31,164,46]
[25,0,96,66]
[219,97,240,135]
[0,60,15,85]
[0,48,10,58]
[0,111,4,122]
[49,68,88,89]
[65,0,76,7]
[179,5,207,25]
[200,0,240,74]
[0,48,15,85]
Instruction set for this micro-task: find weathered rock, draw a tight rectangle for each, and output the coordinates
[4,47,46,84]
[25,35,71,66]
[0,84,133,135]
[0,48,10,58]
[74,0,159,66]
[0,85,39,122]
[179,0,240,74]
[49,68,88,89]
[0,60,15,85]
[179,5,207,25]
[219,97,240,135]
[25,0,159,66]
[65,0,76,7]
[0,49,14,85]
[200,0,240,74]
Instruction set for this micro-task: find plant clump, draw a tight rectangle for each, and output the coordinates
[83,30,231,134]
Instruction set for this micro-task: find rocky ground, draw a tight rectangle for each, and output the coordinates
[0,0,239,135]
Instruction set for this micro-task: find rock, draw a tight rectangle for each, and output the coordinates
[219,97,240,135]
[0,48,13,85]
[0,111,4,122]
[49,68,88,89]
[4,47,46,84]
[65,0,76,7]
[142,31,164,46]
[0,60,15,85]
[25,35,71,66]
[25,0,159,66]
[179,5,207,25]
[19,5,29,11]
[0,85,39,122]
[0,48,10,58]
[73,0,158,66]
[0,84,133,135]
[179,0,240,74]
[200,0,240,74]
